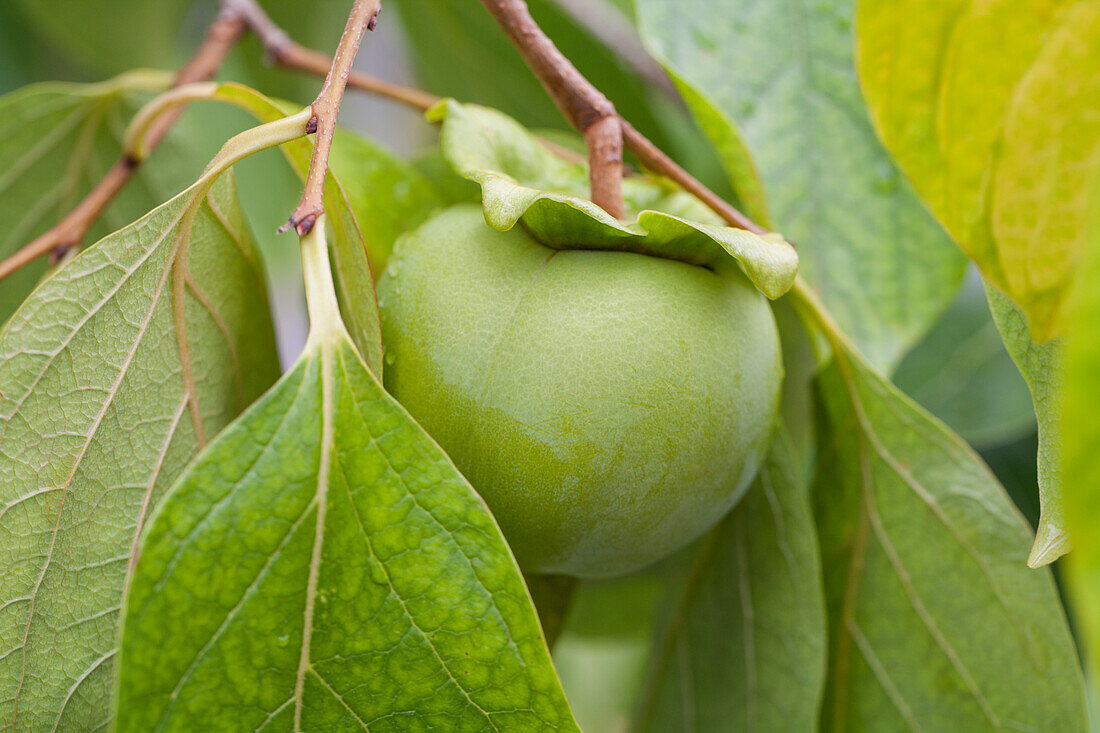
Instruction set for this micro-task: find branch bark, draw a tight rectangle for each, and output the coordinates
[478,0,624,219]
[0,3,246,283]
[281,0,382,237]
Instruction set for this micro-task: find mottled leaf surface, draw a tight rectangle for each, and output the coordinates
[633,0,964,370]
[0,72,201,323]
[632,429,826,733]
[115,248,579,730]
[810,315,1086,732]
[0,170,279,730]
[430,100,798,298]
[985,282,1068,567]
[857,0,1100,340]
[894,270,1035,450]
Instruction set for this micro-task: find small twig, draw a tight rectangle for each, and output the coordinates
[479,0,624,218]
[0,3,246,283]
[233,0,440,112]
[280,0,381,237]
[621,122,767,234]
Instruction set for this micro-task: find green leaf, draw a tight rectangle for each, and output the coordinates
[633,0,966,370]
[11,0,190,75]
[632,428,827,732]
[0,72,205,324]
[1064,181,1100,694]
[774,298,820,486]
[429,100,799,299]
[114,224,579,732]
[0,154,281,728]
[525,575,578,648]
[894,270,1036,450]
[328,130,445,274]
[857,0,1100,341]
[984,282,1067,567]
[554,632,650,733]
[804,294,1086,732]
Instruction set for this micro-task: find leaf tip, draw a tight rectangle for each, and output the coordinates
[1027,524,1071,568]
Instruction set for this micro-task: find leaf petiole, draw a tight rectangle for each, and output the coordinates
[123,81,221,160]
[299,214,349,345]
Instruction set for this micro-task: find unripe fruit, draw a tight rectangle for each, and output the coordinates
[378,204,782,578]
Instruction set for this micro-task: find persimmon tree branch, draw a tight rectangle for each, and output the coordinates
[245,4,766,236]
[0,3,247,283]
[280,0,381,237]
[478,0,624,219]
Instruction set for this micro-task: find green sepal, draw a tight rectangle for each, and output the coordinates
[428,99,798,299]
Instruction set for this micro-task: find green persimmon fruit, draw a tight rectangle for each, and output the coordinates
[377,204,782,578]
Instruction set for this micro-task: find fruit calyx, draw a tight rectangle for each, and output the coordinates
[428,98,799,299]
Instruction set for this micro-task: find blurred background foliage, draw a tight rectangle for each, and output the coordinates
[0,1,1064,729]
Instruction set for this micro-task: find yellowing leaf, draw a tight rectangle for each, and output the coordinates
[1063,180,1100,694]
[985,282,1068,567]
[857,0,1100,340]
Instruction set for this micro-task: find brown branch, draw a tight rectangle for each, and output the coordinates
[621,121,767,234]
[0,4,246,283]
[478,0,624,219]
[240,0,763,235]
[280,0,381,237]
[233,0,441,112]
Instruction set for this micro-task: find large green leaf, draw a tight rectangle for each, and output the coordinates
[0,72,204,324]
[857,0,1100,341]
[632,428,827,732]
[894,270,1036,450]
[430,100,799,299]
[802,288,1086,732]
[633,0,965,371]
[114,223,579,731]
[0,122,285,729]
[985,283,1068,567]
[1063,182,1100,691]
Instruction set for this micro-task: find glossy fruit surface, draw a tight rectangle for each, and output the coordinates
[377,204,782,578]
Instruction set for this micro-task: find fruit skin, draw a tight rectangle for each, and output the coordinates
[378,204,782,578]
